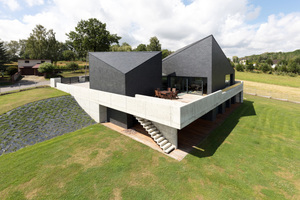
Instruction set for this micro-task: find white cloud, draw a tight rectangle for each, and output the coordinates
[0,0,299,57]
[0,0,20,11]
[25,0,44,7]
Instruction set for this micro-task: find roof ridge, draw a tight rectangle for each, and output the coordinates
[163,35,213,62]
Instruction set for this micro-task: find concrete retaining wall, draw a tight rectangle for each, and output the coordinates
[54,81,243,130]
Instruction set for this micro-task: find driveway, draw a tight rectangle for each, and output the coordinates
[0,75,50,93]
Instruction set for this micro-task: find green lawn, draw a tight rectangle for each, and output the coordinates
[235,71,300,88]
[0,87,69,115]
[0,94,299,199]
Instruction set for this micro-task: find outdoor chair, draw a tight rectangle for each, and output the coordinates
[172,90,179,99]
[155,90,159,97]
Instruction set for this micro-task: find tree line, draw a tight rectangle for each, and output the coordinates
[0,18,172,71]
[231,50,300,76]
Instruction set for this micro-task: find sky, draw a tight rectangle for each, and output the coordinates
[0,0,299,58]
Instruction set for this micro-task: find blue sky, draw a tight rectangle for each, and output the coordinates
[0,0,299,57]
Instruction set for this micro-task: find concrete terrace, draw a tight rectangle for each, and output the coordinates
[73,81,204,104]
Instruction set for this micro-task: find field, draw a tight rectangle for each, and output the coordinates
[0,93,299,199]
[235,71,300,88]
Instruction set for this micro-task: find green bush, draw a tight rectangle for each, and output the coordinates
[67,62,79,72]
[235,64,244,72]
[38,63,54,74]
[6,66,18,76]
[261,63,272,73]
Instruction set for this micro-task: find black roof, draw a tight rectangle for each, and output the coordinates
[90,52,161,74]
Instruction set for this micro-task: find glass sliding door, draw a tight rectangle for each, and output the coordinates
[169,76,206,95]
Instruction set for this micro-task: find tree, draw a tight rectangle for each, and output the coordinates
[6,66,18,76]
[4,40,20,61]
[66,62,79,72]
[62,50,76,61]
[266,58,273,65]
[111,42,132,52]
[147,36,161,51]
[25,25,61,63]
[66,18,121,58]
[162,49,172,59]
[0,40,8,71]
[232,56,239,63]
[235,64,244,72]
[38,62,54,77]
[261,63,271,73]
[135,44,147,51]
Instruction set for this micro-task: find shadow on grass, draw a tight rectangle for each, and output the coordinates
[189,100,256,158]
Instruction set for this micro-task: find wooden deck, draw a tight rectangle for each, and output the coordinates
[103,103,240,161]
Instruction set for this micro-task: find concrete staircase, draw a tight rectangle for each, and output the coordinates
[135,116,176,154]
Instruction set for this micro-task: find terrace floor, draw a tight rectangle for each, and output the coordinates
[71,82,204,104]
[103,103,240,161]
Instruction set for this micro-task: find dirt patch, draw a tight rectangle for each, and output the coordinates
[240,80,300,102]
[111,188,122,200]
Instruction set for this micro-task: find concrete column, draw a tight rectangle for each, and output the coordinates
[231,96,236,104]
[218,102,226,114]
[99,105,107,123]
[201,107,218,121]
[235,92,243,103]
[152,121,178,148]
[226,99,231,108]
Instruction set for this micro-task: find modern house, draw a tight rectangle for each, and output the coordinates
[50,35,243,154]
[18,59,51,76]
[89,52,162,128]
[162,35,235,94]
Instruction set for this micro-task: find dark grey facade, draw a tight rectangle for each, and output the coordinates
[162,35,235,94]
[89,52,162,128]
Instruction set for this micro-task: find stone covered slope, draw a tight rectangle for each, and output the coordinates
[0,96,96,156]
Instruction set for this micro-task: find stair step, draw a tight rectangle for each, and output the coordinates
[149,130,159,136]
[162,143,171,150]
[145,125,154,130]
[148,128,157,132]
[158,140,168,147]
[141,121,151,126]
[153,134,162,140]
[155,137,165,143]
[164,145,176,154]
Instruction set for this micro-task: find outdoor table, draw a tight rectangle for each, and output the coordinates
[160,90,172,99]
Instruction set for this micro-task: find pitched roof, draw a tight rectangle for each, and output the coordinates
[90,52,161,74]
[163,35,213,62]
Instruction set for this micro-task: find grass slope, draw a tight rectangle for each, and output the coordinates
[0,94,299,199]
[0,96,95,155]
[0,87,69,115]
[235,71,300,88]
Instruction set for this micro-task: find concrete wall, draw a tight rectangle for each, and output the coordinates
[54,81,243,130]
[152,121,178,148]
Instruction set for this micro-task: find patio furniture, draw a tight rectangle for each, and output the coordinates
[160,90,172,99]
[172,90,179,99]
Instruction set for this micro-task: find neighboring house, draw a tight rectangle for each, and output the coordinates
[18,59,51,76]
[51,35,243,154]
[271,59,280,69]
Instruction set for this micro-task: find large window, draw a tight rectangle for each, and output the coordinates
[168,76,207,95]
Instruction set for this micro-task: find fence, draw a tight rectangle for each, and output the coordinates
[61,76,89,84]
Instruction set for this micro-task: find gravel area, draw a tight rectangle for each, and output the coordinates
[0,96,96,156]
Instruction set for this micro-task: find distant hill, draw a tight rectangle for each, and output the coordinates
[240,49,300,62]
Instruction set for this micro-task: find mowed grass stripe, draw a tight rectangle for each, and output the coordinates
[0,94,299,199]
[0,87,69,115]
